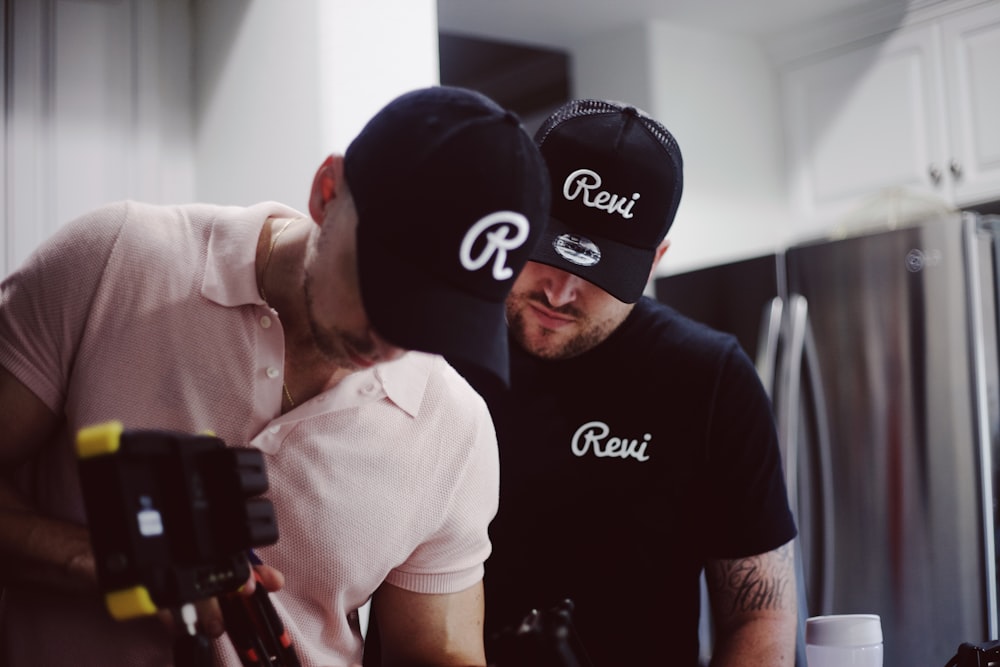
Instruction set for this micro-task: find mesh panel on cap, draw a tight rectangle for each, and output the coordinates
[534,99,681,160]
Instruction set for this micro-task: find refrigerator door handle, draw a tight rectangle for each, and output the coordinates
[755,297,784,400]
[802,304,836,616]
[963,213,999,638]
[777,295,807,520]
[778,294,836,615]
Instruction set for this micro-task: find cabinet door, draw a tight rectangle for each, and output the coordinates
[783,23,949,226]
[941,1,1000,206]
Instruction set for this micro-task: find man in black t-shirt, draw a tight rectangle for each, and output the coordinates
[475,101,798,667]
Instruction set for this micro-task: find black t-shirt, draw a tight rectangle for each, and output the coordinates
[474,297,797,667]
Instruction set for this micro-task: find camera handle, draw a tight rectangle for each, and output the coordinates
[488,599,594,667]
[169,584,303,667]
[173,604,213,667]
[219,565,302,667]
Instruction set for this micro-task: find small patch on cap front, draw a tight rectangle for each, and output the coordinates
[553,233,601,267]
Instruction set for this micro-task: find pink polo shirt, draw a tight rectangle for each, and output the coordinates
[0,200,499,666]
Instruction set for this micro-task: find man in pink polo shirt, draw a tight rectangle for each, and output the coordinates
[0,86,550,666]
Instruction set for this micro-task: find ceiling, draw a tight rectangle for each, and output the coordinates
[436,0,908,49]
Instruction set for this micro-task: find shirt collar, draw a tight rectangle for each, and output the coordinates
[296,352,433,419]
[252,352,436,455]
[201,202,304,307]
[374,351,435,418]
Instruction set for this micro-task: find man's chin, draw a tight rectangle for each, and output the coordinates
[346,351,377,369]
[512,328,568,360]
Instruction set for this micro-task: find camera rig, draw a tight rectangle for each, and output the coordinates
[488,599,595,667]
[75,421,299,666]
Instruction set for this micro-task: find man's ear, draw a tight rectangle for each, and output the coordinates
[308,155,345,223]
[648,238,671,282]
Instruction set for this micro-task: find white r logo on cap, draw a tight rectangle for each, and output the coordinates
[460,211,530,281]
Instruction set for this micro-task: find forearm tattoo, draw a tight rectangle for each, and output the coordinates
[708,541,794,615]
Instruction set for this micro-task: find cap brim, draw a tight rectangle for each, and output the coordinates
[529,216,654,303]
[357,223,511,385]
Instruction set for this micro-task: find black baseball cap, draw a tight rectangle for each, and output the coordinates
[531,100,683,303]
[345,86,550,384]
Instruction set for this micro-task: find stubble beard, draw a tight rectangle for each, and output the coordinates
[506,291,607,360]
[302,268,375,370]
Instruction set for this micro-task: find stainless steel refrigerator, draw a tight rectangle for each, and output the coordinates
[655,212,1000,667]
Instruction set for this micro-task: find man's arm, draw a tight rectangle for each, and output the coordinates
[0,365,281,638]
[370,580,487,667]
[705,539,798,667]
[0,364,97,592]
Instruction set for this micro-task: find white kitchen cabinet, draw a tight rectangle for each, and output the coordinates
[941,1,1000,206]
[782,1,1000,227]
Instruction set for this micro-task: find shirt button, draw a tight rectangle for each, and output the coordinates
[361,383,377,395]
[266,367,280,379]
[260,315,272,329]
[269,425,281,434]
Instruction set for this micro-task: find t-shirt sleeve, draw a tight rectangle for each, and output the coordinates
[703,341,798,558]
[0,201,128,412]
[384,385,500,594]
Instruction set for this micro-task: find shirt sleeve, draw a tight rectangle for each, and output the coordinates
[704,341,798,558]
[384,368,500,594]
[0,202,128,412]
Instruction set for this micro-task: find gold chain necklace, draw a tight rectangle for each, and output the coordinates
[259,217,297,408]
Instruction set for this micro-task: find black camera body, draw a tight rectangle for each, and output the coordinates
[76,422,279,620]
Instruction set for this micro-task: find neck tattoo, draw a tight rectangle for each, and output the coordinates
[259,217,297,408]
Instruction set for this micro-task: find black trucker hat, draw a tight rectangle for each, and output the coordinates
[344,86,551,384]
[531,99,683,303]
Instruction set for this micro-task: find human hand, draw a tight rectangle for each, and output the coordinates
[249,562,285,595]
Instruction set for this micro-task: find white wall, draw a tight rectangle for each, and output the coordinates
[569,23,653,112]
[319,2,442,154]
[193,0,322,211]
[193,0,440,213]
[2,0,441,276]
[2,0,194,277]
[645,21,793,274]
[568,20,794,276]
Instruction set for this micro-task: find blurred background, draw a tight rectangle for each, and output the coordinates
[4,0,998,279]
[4,2,1000,665]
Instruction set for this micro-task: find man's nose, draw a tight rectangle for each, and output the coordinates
[544,274,581,308]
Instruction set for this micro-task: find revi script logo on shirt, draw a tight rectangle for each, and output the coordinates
[571,420,651,462]
[459,211,530,281]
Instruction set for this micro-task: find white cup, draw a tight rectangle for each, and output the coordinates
[805,614,883,667]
